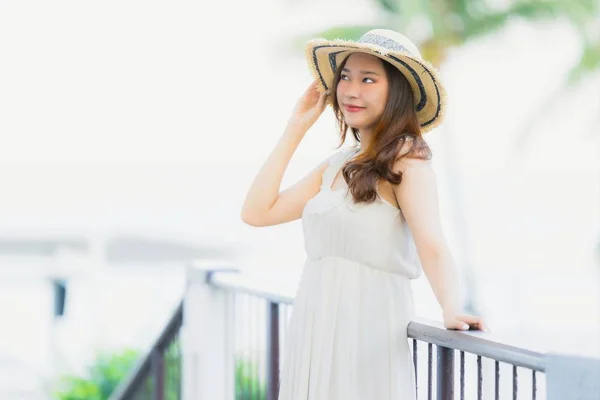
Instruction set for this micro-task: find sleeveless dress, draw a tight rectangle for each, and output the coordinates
[278,147,423,400]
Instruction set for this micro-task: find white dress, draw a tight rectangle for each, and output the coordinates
[278,147,423,400]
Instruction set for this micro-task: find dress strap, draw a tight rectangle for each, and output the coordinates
[321,147,359,190]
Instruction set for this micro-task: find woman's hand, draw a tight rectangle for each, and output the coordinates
[287,80,330,133]
[443,312,489,332]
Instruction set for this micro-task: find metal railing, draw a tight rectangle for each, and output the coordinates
[109,302,183,400]
[407,319,545,400]
[207,270,547,400]
[112,262,600,400]
[210,272,294,400]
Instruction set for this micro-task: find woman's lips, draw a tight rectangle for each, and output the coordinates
[344,105,365,113]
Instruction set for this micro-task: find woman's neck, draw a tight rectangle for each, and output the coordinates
[356,129,372,154]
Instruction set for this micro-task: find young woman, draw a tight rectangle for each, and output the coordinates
[241,29,487,400]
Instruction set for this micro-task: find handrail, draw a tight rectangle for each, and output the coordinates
[209,270,294,305]
[408,317,546,371]
[206,271,547,371]
[108,301,183,400]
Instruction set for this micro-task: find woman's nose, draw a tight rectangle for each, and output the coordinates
[344,81,360,98]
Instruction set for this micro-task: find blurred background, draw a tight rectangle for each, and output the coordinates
[0,0,598,398]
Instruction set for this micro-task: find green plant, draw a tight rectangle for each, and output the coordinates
[235,356,266,400]
[54,348,266,399]
[53,349,140,400]
[163,340,182,400]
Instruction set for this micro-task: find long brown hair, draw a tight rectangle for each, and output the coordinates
[331,55,432,205]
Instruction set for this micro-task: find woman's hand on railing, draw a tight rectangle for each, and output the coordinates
[443,312,489,332]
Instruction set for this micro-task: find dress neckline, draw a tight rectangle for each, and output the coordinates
[325,147,400,212]
[327,148,359,193]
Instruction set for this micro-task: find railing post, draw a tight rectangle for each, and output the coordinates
[181,260,237,400]
[151,348,165,400]
[266,302,280,400]
[437,346,454,400]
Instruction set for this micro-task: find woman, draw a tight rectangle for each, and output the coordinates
[241,29,487,399]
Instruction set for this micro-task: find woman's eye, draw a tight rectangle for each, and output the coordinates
[340,75,374,82]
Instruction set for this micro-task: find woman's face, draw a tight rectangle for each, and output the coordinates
[336,53,389,132]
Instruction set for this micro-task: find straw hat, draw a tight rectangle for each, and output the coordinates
[305,29,447,133]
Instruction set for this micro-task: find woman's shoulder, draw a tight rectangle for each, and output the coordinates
[396,155,432,169]
[393,137,433,173]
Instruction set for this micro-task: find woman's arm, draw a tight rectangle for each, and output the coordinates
[240,127,330,227]
[241,81,330,227]
[393,157,488,331]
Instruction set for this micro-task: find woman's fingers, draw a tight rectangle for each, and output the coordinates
[304,80,320,100]
[458,314,481,325]
[288,80,331,131]
[303,79,317,94]
[460,315,489,331]
[315,89,330,112]
[449,319,471,331]
[446,315,490,332]
[299,81,320,107]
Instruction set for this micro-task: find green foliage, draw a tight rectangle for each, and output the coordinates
[235,357,266,400]
[304,0,600,79]
[163,340,182,400]
[54,343,267,400]
[53,349,140,400]
[314,25,380,41]
[53,347,265,400]
[53,377,103,400]
[291,25,380,51]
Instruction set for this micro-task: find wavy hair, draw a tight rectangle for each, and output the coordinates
[331,55,432,205]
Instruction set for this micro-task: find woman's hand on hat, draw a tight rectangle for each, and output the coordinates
[287,80,330,133]
[443,312,490,332]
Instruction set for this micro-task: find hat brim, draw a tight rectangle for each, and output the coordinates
[305,38,447,133]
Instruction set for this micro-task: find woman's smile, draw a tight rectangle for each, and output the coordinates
[343,104,365,113]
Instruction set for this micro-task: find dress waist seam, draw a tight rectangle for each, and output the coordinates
[306,255,414,280]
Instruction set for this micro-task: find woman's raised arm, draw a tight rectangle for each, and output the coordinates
[241,81,330,227]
